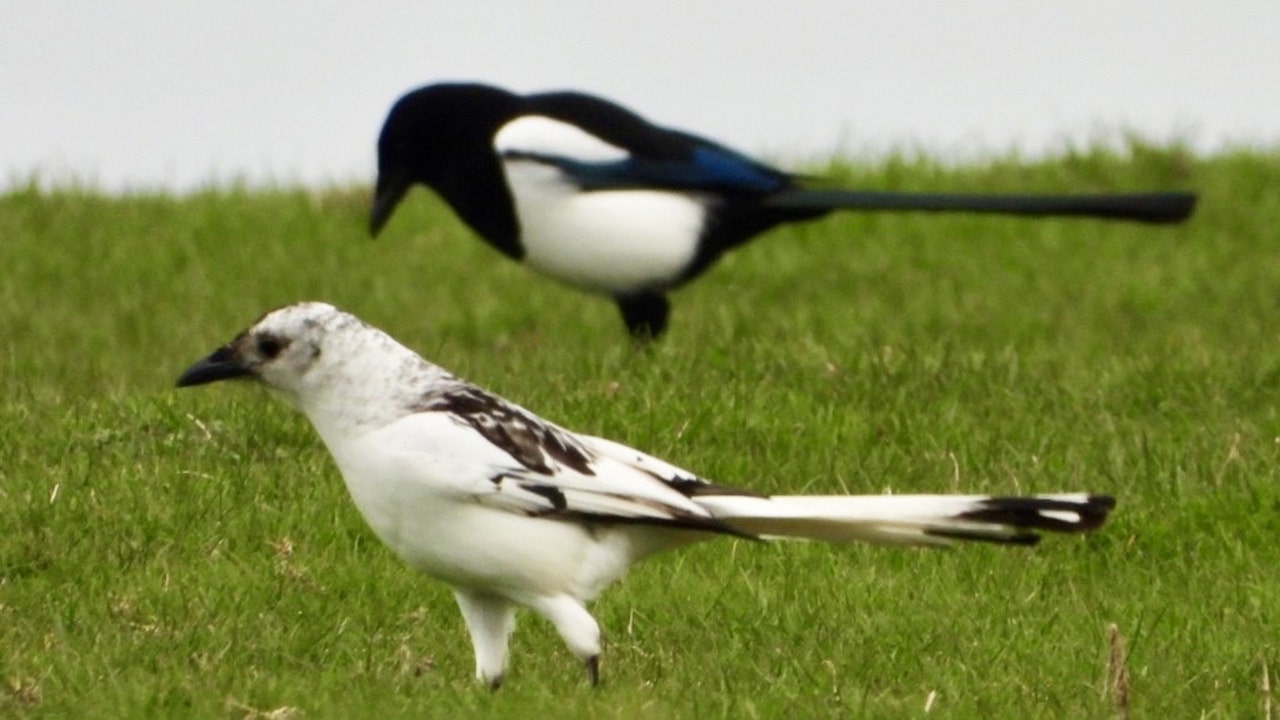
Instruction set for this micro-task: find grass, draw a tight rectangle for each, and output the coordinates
[2,143,1278,718]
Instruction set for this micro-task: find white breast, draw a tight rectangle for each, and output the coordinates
[494,116,708,296]
[321,413,672,601]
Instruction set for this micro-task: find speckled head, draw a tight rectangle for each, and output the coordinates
[177,302,456,436]
[177,302,339,388]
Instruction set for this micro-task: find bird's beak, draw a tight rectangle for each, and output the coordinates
[369,168,412,236]
[176,344,253,387]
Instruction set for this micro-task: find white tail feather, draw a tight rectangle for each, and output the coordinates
[694,493,1113,546]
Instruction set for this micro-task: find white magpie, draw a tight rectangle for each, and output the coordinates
[177,302,1115,687]
[370,82,1197,339]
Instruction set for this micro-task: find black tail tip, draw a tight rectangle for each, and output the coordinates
[962,494,1117,534]
[1071,494,1117,531]
[1146,192,1198,224]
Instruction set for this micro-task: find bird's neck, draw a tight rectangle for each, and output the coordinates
[433,157,523,259]
[294,342,455,443]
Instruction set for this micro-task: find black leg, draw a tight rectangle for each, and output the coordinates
[616,292,670,341]
[585,655,601,687]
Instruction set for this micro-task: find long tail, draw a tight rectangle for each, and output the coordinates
[694,493,1115,546]
[765,189,1196,224]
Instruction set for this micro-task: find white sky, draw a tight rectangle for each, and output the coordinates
[4,1,1278,192]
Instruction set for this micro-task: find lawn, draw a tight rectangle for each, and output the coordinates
[2,144,1277,719]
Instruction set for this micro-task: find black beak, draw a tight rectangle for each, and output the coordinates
[369,169,412,236]
[176,344,252,387]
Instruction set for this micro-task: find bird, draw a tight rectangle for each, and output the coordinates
[177,301,1115,688]
[369,82,1197,339]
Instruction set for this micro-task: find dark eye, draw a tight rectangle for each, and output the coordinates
[256,335,285,359]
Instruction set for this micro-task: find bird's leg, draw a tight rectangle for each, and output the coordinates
[615,292,671,341]
[453,589,517,690]
[524,594,604,684]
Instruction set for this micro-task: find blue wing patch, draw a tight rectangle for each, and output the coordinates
[682,146,786,193]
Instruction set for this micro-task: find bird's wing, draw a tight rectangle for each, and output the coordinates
[579,434,768,498]
[494,91,791,195]
[372,387,744,533]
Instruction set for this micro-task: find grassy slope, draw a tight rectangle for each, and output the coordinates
[2,145,1277,718]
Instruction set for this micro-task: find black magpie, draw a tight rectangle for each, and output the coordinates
[370,82,1197,339]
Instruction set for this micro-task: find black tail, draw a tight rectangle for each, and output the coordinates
[765,190,1197,225]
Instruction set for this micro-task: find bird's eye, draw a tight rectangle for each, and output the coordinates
[256,335,285,359]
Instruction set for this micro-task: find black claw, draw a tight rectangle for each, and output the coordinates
[487,675,503,692]
[586,655,600,687]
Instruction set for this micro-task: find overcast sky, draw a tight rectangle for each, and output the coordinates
[4,1,1278,192]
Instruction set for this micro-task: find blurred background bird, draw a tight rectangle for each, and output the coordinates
[371,83,1196,339]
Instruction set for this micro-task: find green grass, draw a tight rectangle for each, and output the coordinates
[3,143,1278,718]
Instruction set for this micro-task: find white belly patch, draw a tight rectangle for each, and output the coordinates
[493,115,708,296]
[501,160,706,295]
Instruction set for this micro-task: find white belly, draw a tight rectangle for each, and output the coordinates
[325,433,647,601]
[501,160,707,296]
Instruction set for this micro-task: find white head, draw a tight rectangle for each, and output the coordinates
[177,302,449,435]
